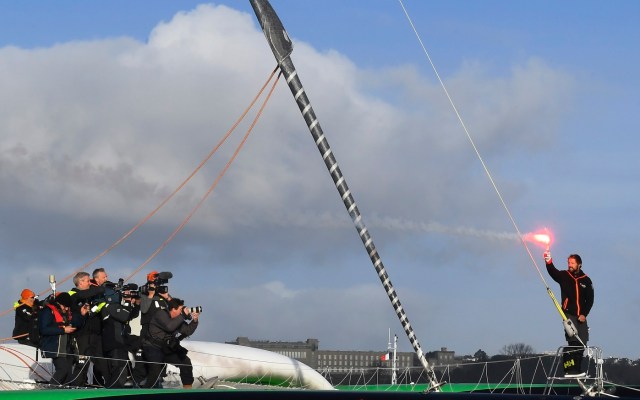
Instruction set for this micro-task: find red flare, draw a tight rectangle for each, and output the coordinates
[524,229,553,249]
[533,234,550,245]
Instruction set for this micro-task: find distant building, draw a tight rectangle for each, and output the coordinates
[228,337,319,368]
[226,337,454,372]
[426,347,455,366]
[316,349,415,372]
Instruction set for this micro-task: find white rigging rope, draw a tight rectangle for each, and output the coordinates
[396,1,554,293]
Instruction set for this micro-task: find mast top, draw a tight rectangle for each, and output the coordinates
[250,0,293,65]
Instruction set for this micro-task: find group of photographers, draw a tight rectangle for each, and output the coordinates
[12,268,201,389]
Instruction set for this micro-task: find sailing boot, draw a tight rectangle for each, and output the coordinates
[562,347,576,375]
[572,347,585,376]
[563,345,585,378]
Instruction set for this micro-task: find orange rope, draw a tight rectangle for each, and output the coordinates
[0,333,27,342]
[0,67,279,319]
[0,345,49,382]
[124,69,282,282]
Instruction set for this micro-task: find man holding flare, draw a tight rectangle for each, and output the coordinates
[543,247,594,378]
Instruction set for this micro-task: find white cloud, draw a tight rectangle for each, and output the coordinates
[1,3,603,357]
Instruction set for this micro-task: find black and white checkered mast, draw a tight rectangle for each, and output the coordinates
[250,0,440,390]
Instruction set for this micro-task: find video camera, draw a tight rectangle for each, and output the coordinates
[140,271,172,296]
[105,279,140,299]
[120,283,140,299]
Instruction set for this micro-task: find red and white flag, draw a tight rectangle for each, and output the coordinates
[380,353,390,361]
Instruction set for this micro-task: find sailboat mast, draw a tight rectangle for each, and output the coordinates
[392,334,398,385]
[250,0,440,390]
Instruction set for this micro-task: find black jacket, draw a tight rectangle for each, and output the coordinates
[139,295,169,338]
[13,301,38,346]
[69,285,105,336]
[101,301,140,352]
[546,262,594,317]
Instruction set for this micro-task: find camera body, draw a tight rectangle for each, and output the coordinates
[140,271,172,296]
[105,279,140,300]
[155,271,173,285]
[140,284,169,295]
[120,283,140,299]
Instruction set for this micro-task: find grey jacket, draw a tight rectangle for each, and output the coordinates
[144,309,198,348]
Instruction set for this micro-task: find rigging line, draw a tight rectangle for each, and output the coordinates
[0,67,279,319]
[57,66,280,288]
[0,346,48,382]
[397,1,563,317]
[0,333,27,342]
[124,69,282,282]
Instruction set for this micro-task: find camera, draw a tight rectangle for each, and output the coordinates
[121,283,138,291]
[119,283,140,299]
[140,285,169,295]
[155,271,173,284]
[105,278,125,291]
[184,306,203,314]
[140,271,172,296]
[106,279,140,299]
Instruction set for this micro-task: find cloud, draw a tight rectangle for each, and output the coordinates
[0,4,586,356]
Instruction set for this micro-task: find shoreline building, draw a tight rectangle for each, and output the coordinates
[226,337,454,372]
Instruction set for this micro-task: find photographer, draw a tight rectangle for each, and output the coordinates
[136,271,172,386]
[68,272,107,387]
[39,292,87,386]
[142,298,199,389]
[101,283,140,388]
[93,267,108,286]
[93,267,119,304]
[140,271,173,336]
[13,289,40,347]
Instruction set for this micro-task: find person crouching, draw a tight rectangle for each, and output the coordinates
[141,298,199,389]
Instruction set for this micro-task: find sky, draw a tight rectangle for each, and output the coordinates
[0,1,639,360]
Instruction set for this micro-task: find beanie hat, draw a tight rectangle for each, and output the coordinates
[20,289,35,301]
[147,270,159,282]
[55,292,73,308]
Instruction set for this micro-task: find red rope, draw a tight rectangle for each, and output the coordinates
[1,67,280,319]
[124,69,282,282]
